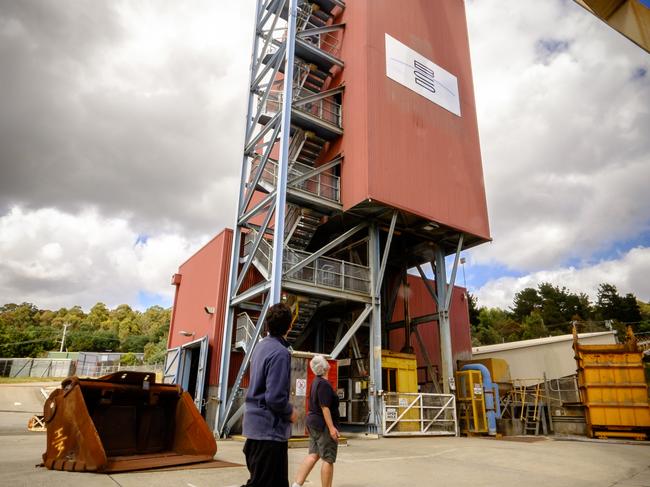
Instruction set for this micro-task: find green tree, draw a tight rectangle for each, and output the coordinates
[121,334,149,353]
[511,288,542,321]
[144,339,167,365]
[119,352,140,366]
[86,303,111,330]
[521,311,547,340]
[473,308,521,345]
[595,283,621,321]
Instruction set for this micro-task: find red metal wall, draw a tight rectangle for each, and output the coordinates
[389,275,473,378]
[168,228,233,386]
[330,0,490,241]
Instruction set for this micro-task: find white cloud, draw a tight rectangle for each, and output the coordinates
[0,206,209,310]
[474,246,650,309]
[466,0,650,271]
[1,0,649,312]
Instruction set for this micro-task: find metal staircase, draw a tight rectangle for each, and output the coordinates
[286,296,322,343]
[220,0,371,437]
[285,205,322,249]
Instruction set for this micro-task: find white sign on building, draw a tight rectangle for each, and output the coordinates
[385,33,461,117]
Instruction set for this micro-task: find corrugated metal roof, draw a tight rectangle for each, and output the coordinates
[472,331,616,355]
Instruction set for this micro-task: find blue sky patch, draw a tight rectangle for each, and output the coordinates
[135,234,149,246]
[631,66,647,81]
[536,38,571,63]
[137,290,171,310]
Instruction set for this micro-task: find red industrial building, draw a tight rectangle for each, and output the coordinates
[165,0,489,436]
[166,228,473,431]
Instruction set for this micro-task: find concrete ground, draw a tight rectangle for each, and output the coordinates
[1,383,648,487]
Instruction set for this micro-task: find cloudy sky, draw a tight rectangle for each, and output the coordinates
[0,0,648,311]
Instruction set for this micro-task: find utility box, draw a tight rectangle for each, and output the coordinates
[574,328,650,440]
[290,352,338,436]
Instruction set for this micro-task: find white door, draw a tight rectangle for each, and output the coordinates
[163,347,181,384]
[193,336,209,412]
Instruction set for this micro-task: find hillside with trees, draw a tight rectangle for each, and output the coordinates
[469,282,649,346]
[1,281,647,359]
[0,302,170,364]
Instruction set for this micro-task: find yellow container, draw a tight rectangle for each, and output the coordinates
[574,328,650,439]
[460,358,510,384]
[381,350,418,393]
[381,351,419,432]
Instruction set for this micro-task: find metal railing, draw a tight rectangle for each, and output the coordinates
[266,4,342,59]
[250,156,340,203]
[265,90,342,128]
[297,10,342,58]
[382,392,458,436]
[244,229,371,296]
[283,248,370,295]
[243,228,274,275]
[234,312,260,351]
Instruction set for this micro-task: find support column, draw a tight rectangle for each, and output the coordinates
[270,0,298,305]
[434,248,453,394]
[368,224,383,433]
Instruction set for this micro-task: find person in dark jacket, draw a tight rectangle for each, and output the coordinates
[241,303,297,487]
[292,355,339,487]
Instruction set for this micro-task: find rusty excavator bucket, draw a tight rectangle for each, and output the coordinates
[42,372,217,472]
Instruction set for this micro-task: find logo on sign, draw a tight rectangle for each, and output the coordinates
[385,33,461,117]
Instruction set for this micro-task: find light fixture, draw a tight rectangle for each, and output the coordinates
[422,222,439,232]
[179,330,195,337]
[204,306,216,314]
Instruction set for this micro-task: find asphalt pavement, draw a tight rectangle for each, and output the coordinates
[1,383,648,487]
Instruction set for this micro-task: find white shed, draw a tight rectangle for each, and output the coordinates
[471,331,617,383]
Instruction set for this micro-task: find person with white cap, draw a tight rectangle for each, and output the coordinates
[292,354,340,487]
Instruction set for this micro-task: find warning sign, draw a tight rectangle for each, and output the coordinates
[386,407,398,421]
[473,384,483,396]
[296,378,307,397]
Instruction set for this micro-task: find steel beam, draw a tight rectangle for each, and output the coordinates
[434,249,452,394]
[330,305,372,359]
[233,204,276,296]
[415,263,438,306]
[287,155,343,187]
[293,86,345,106]
[368,224,383,433]
[218,295,272,436]
[376,211,398,296]
[284,222,368,276]
[217,0,266,433]
[269,0,298,305]
[445,235,464,311]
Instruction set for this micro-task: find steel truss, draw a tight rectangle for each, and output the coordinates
[217,0,350,436]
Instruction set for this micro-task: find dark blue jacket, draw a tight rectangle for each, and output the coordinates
[242,335,294,441]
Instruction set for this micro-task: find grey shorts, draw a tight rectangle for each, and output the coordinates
[307,425,338,463]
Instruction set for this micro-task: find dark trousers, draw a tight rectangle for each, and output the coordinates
[242,438,289,487]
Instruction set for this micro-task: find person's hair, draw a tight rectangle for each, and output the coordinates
[310,355,330,377]
[265,303,293,337]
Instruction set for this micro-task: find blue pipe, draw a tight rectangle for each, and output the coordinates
[461,364,501,435]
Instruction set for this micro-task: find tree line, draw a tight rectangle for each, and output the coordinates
[0,302,170,364]
[469,283,650,346]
